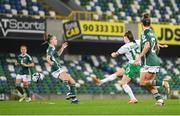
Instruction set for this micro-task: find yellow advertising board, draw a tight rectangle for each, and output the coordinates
[138,24,180,45]
[79,21,125,36]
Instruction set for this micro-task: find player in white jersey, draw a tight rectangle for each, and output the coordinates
[92,31,141,103]
[92,42,167,86]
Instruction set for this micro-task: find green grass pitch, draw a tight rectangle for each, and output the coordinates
[0,99,179,115]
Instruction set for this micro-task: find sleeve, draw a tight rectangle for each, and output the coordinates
[17,55,21,64]
[47,48,54,56]
[135,40,141,47]
[54,51,59,57]
[27,55,33,63]
[143,30,151,43]
[117,45,129,54]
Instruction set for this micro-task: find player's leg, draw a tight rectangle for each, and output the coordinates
[144,74,164,104]
[92,68,124,85]
[92,73,117,85]
[16,75,26,102]
[52,70,71,98]
[146,78,170,94]
[119,75,138,103]
[140,67,170,94]
[148,85,164,106]
[120,64,139,103]
[23,75,31,102]
[67,74,79,103]
[115,68,125,77]
[139,72,153,86]
[140,72,164,106]
[16,76,24,95]
[59,71,79,104]
[101,68,124,84]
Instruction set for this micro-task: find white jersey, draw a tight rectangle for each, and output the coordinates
[117,40,140,63]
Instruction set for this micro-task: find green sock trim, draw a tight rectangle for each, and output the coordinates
[152,80,162,86]
[24,87,30,97]
[16,86,24,95]
[62,80,71,95]
[153,93,162,101]
[70,84,76,96]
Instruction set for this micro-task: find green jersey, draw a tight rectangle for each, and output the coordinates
[16,53,33,75]
[140,28,160,66]
[46,45,62,72]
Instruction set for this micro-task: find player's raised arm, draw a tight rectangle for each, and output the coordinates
[158,44,168,48]
[112,33,131,58]
[111,52,119,58]
[58,42,68,56]
[156,43,168,54]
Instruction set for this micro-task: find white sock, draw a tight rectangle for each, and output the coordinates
[122,84,136,100]
[101,74,117,84]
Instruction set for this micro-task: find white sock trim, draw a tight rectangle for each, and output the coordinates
[101,74,117,84]
[122,84,136,100]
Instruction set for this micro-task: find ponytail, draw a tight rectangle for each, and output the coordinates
[141,13,151,27]
[42,32,53,45]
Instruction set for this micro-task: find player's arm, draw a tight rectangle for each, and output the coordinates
[21,62,34,67]
[134,41,150,65]
[139,41,150,58]
[158,44,168,48]
[15,56,20,66]
[58,42,68,56]
[15,60,19,66]
[46,55,54,65]
[111,45,127,58]
[156,43,168,54]
[21,57,34,68]
[111,52,120,58]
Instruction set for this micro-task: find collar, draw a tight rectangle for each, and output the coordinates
[143,27,150,31]
[20,53,27,57]
[49,44,55,49]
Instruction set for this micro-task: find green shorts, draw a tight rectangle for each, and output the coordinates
[123,64,141,79]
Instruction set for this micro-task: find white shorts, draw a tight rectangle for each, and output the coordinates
[141,66,160,74]
[16,74,30,82]
[51,68,66,78]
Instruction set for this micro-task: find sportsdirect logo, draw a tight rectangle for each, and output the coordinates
[0,18,45,36]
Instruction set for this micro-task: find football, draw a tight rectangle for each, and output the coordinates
[32,73,44,82]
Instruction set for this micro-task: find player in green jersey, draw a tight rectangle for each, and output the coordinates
[44,33,79,104]
[134,13,170,106]
[15,45,34,102]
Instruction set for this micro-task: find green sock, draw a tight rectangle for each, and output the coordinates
[24,87,30,97]
[62,80,71,95]
[152,80,162,86]
[153,93,162,101]
[70,84,76,97]
[16,86,24,95]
